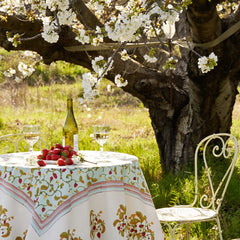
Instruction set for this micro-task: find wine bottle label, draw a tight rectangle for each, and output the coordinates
[73,134,79,152]
[62,137,65,147]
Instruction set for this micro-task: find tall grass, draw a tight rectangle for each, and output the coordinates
[0,78,161,181]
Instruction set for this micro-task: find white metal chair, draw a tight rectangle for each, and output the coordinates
[156,133,239,240]
[0,133,48,154]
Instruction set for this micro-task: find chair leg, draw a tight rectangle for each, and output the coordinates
[215,217,223,240]
[185,223,191,240]
[162,222,178,240]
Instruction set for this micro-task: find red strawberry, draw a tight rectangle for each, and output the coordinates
[62,150,69,157]
[42,149,49,157]
[53,148,61,154]
[37,154,43,159]
[51,154,60,160]
[55,143,63,149]
[57,158,66,166]
[72,151,78,156]
[50,146,54,150]
[38,160,46,167]
[64,145,73,151]
[69,150,77,157]
[46,154,52,160]
[65,158,73,165]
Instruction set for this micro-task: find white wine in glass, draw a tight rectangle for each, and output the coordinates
[23,125,40,152]
[92,125,110,152]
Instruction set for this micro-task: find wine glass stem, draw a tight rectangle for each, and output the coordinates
[100,145,103,152]
[29,145,34,152]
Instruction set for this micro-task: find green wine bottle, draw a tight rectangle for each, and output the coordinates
[62,97,79,152]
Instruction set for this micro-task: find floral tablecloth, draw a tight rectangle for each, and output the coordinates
[0,151,164,240]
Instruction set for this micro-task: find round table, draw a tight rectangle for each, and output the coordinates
[0,151,164,239]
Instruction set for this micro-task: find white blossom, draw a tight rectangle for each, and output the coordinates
[81,72,99,101]
[114,74,128,87]
[24,51,36,58]
[87,0,111,11]
[57,9,76,26]
[107,84,112,92]
[41,17,59,43]
[91,56,113,77]
[216,4,223,12]
[18,62,35,77]
[75,29,90,44]
[144,54,157,63]
[161,4,180,23]
[162,21,176,39]
[198,52,218,73]
[147,3,180,24]
[3,68,16,77]
[120,50,130,61]
[92,37,103,46]
[82,72,97,87]
[163,57,178,70]
[46,0,69,12]
[105,12,150,42]
[92,56,105,76]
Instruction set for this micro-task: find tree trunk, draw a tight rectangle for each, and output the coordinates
[146,73,238,173]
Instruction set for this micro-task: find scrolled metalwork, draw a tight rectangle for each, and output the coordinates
[156,133,238,240]
[200,194,213,209]
[211,136,233,159]
[163,222,181,240]
[0,134,48,154]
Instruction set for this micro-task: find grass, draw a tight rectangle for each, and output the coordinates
[1,68,240,239]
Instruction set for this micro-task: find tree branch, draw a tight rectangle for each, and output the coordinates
[0,12,42,33]
[187,2,222,44]
[71,0,104,29]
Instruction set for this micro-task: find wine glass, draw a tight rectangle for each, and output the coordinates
[92,125,110,152]
[23,125,40,152]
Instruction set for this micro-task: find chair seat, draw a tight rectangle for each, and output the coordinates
[156,206,218,223]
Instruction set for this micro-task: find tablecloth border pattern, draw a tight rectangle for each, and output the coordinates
[0,178,154,236]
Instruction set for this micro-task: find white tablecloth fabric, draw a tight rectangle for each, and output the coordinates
[0,151,164,240]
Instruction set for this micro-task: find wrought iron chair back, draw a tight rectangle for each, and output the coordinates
[0,133,48,154]
[156,133,239,240]
[192,133,238,212]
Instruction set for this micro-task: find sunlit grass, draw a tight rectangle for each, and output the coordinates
[0,80,159,170]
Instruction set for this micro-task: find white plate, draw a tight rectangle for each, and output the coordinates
[44,160,79,166]
[45,160,58,165]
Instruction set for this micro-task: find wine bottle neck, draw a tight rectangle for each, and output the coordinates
[67,98,73,110]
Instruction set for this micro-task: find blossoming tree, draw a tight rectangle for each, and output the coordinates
[0,0,240,172]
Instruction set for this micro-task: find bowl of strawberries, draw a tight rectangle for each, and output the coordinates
[37,143,79,167]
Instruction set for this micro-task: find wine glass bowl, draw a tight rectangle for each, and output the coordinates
[92,125,110,152]
[23,125,40,152]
